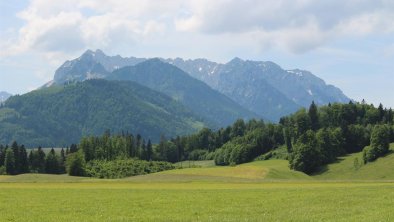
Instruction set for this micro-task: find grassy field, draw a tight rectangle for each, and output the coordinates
[0,180,393,221]
[314,143,394,180]
[0,144,393,221]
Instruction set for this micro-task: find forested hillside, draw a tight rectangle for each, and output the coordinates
[1,100,392,177]
[154,101,394,174]
[49,50,351,122]
[0,79,206,147]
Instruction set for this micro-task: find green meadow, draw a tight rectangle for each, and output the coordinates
[0,144,393,221]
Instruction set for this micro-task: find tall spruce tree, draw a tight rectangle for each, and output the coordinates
[45,148,60,174]
[37,147,46,173]
[5,149,16,175]
[308,101,319,131]
[11,141,20,174]
[147,140,152,161]
[19,145,29,173]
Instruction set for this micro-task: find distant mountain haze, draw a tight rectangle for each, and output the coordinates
[0,91,12,103]
[167,57,350,120]
[108,58,260,126]
[50,49,350,121]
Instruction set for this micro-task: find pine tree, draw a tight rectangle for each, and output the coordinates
[37,146,46,173]
[136,134,142,158]
[378,103,385,122]
[45,148,59,174]
[59,148,66,173]
[0,145,5,166]
[70,144,78,153]
[140,139,147,160]
[11,141,20,174]
[283,127,293,153]
[147,140,152,161]
[5,149,16,175]
[19,145,29,173]
[308,101,319,131]
[28,150,34,170]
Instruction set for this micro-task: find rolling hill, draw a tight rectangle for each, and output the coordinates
[0,79,206,147]
[313,143,394,180]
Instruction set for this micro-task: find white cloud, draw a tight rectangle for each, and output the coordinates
[175,0,394,53]
[2,0,394,58]
[1,0,180,59]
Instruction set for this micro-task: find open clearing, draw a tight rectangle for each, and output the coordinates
[1,144,393,221]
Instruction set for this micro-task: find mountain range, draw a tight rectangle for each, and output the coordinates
[0,91,11,103]
[52,50,350,121]
[0,49,351,147]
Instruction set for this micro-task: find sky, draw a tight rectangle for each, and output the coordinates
[0,0,393,108]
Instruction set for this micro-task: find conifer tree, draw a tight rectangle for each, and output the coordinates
[19,145,29,173]
[308,101,319,131]
[45,148,59,174]
[147,140,152,161]
[11,141,20,174]
[37,146,46,173]
[5,149,16,175]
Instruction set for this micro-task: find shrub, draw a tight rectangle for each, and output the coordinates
[188,149,208,160]
[363,125,390,163]
[0,166,6,175]
[289,142,322,174]
[85,159,175,179]
[66,151,86,176]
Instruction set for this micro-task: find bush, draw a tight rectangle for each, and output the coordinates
[85,159,175,179]
[289,142,322,174]
[204,151,215,160]
[0,166,6,175]
[66,151,86,176]
[363,125,390,163]
[188,149,208,160]
[213,142,255,166]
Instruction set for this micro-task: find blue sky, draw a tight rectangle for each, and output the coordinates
[0,0,393,108]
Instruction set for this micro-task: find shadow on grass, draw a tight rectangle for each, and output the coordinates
[311,156,348,176]
[312,149,394,176]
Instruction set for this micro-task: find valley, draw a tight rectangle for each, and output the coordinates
[2,1,394,221]
[1,145,394,221]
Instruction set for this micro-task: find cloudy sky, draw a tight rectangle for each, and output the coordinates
[1,0,393,107]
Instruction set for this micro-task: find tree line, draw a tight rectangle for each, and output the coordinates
[0,142,77,175]
[75,101,393,174]
[1,101,393,176]
[159,101,393,173]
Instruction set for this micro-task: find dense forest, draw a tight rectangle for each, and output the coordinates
[0,79,206,147]
[158,101,394,173]
[0,101,393,177]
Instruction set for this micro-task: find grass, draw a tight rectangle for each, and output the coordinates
[313,143,394,180]
[0,144,394,221]
[125,159,309,183]
[174,160,215,168]
[0,181,393,221]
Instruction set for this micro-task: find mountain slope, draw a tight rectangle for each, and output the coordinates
[170,57,350,120]
[0,79,205,147]
[50,50,350,121]
[0,91,11,103]
[108,59,261,126]
[53,50,145,84]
